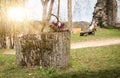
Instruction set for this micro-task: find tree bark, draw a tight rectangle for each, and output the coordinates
[41,0,54,32]
[68,0,72,33]
[0,2,6,49]
[41,0,48,32]
[47,0,54,21]
[16,32,70,68]
[91,0,117,27]
[57,0,60,19]
[106,0,117,25]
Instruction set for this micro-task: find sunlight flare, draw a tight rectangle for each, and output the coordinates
[7,7,25,22]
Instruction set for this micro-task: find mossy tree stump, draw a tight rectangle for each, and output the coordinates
[15,32,70,68]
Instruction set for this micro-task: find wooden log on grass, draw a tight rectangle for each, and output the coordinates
[80,19,97,36]
[80,28,96,36]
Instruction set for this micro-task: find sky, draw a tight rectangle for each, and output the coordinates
[25,0,120,22]
[25,0,42,20]
[117,0,120,22]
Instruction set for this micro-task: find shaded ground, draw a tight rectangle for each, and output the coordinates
[2,38,120,55]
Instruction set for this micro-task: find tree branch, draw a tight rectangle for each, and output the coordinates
[41,0,44,5]
[47,0,54,21]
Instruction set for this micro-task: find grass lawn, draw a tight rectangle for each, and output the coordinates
[71,27,120,42]
[0,49,6,54]
[0,44,120,78]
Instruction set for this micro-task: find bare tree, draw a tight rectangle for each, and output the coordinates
[68,0,72,33]
[0,0,26,49]
[0,0,8,48]
[41,0,54,32]
[57,0,60,19]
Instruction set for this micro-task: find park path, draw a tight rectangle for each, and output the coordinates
[2,38,120,55]
[71,38,120,49]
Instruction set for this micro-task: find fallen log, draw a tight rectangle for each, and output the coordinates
[80,28,96,36]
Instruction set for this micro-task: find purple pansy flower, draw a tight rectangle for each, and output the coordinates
[50,21,69,32]
[58,23,65,29]
[52,22,58,26]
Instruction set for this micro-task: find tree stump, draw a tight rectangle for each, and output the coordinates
[15,32,70,68]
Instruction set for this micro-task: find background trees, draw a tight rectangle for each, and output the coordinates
[0,0,119,48]
[40,0,54,32]
[68,0,73,33]
[0,0,25,49]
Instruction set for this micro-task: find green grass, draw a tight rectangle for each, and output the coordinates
[0,49,8,54]
[71,27,120,42]
[0,44,120,78]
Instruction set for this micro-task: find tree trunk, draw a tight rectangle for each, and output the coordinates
[0,33,6,49]
[91,0,117,27]
[0,1,6,49]
[0,13,6,49]
[41,1,48,32]
[68,0,72,33]
[41,0,54,32]
[106,0,117,25]
[15,32,70,68]
[57,0,60,18]
[47,0,54,21]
